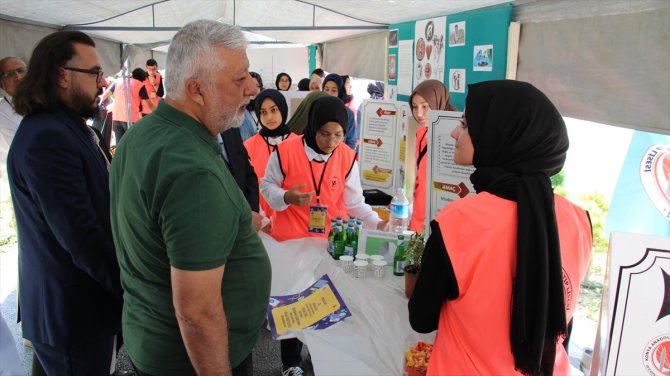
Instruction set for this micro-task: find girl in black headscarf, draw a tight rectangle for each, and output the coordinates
[244,89,296,224]
[321,73,357,151]
[275,72,292,91]
[260,95,387,375]
[408,80,593,376]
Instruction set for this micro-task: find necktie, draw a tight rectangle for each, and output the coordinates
[85,126,110,172]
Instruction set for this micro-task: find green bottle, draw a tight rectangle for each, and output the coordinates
[327,219,337,258]
[334,225,345,260]
[344,223,357,257]
[393,234,406,276]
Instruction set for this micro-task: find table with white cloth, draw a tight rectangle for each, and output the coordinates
[259,232,433,376]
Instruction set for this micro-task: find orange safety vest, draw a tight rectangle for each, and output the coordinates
[112,77,143,123]
[141,71,162,115]
[271,136,356,242]
[244,132,298,217]
[428,192,592,376]
[409,126,428,233]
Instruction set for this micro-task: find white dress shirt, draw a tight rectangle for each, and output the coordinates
[260,140,381,229]
[0,96,22,162]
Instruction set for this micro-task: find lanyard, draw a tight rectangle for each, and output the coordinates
[263,134,289,155]
[307,156,330,205]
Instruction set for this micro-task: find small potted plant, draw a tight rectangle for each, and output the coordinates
[403,232,425,298]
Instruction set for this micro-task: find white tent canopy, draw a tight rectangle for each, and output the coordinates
[0,0,512,45]
[1,0,669,134]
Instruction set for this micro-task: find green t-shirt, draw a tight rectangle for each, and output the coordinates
[110,101,271,375]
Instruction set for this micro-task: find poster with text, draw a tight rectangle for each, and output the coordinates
[414,16,446,89]
[267,274,350,339]
[425,111,475,235]
[359,100,408,195]
[591,233,670,376]
[397,40,413,96]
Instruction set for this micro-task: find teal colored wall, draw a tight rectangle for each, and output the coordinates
[388,3,512,109]
[308,45,317,76]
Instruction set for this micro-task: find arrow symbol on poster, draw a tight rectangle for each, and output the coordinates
[363,138,383,147]
[433,181,470,198]
[376,108,397,117]
[372,165,392,174]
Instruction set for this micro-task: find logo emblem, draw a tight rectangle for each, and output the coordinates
[642,334,670,375]
[640,144,670,222]
[330,176,340,190]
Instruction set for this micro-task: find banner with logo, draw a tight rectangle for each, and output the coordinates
[425,110,475,235]
[606,131,670,237]
[591,232,670,376]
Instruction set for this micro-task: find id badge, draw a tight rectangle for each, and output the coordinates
[308,204,328,233]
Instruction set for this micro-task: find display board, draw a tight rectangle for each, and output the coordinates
[358,99,411,196]
[388,3,513,109]
[424,110,475,235]
[591,232,670,376]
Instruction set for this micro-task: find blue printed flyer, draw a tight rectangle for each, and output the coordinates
[267,274,351,339]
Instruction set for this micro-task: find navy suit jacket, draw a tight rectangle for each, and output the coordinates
[7,106,122,346]
[221,127,259,212]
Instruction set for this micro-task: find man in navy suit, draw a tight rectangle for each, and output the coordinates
[7,30,122,374]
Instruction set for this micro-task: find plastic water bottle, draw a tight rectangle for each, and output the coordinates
[389,187,409,233]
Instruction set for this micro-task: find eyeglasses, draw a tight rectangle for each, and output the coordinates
[317,132,344,143]
[1,67,27,80]
[63,67,105,84]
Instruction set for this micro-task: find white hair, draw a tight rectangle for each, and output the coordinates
[165,19,246,98]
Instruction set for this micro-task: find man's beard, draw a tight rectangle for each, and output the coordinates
[206,102,245,133]
[70,85,101,119]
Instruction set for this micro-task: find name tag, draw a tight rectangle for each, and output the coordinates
[308,204,328,233]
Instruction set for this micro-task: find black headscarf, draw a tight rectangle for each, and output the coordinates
[297,78,310,91]
[254,89,290,138]
[275,72,292,91]
[465,80,568,376]
[322,73,345,102]
[304,96,348,155]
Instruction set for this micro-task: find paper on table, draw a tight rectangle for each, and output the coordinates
[267,274,351,339]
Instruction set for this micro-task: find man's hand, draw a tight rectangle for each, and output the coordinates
[283,184,315,206]
[251,211,262,232]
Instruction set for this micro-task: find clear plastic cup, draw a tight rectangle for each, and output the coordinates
[356,253,370,268]
[339,255,354,273]
[353,260,368,278]
[372,260,387,278]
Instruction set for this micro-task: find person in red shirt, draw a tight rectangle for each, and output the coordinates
[140,59,164,116]
[409,80,592,376]
[244,89,297,230]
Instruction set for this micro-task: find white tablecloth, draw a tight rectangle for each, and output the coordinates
[260,232,433,375]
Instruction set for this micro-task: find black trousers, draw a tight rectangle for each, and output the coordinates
[132,351,253,376]
[280,338,303,368]
[32,336,115,376]
[113,121,129,144]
